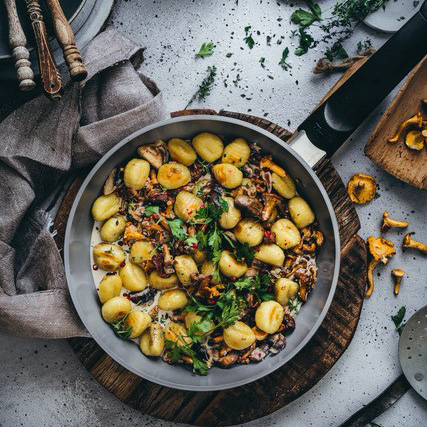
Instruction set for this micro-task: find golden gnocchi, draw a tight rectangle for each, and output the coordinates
[212,163,243,189]
[157,163,191,189]
[168,138,197,166]
[92,193,121,222]
[288,196,315,229]
[124,159,150,190]
[93,244,126,272]
[192,132,224,162]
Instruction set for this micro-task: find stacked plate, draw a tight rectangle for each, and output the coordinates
[0,0,114,80]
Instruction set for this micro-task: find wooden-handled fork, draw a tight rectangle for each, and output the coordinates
[3,0,35,91]
[44,0,88,82]
[25,0,63,100]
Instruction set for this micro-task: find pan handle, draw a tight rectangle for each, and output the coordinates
[297,0,427,158]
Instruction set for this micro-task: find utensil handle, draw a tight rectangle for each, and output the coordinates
[44,0,87,82]
[3,0,35,91]
[338,374,411,427]
[298,0,427,157]
[25,0,63,101]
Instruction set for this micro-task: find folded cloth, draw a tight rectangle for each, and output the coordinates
[0,27,167,338]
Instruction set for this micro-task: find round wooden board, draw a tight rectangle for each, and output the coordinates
[55,110,367,426]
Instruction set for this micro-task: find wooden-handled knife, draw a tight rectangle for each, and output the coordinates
[25,0,63,101]
[44,0,88,82]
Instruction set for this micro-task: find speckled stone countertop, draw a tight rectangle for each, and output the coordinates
[0,1,426,426]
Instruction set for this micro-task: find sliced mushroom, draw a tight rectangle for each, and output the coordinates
[234,195,263,218]
[123,223,146,243]
[137,139,169,169]
[103,167,117,195]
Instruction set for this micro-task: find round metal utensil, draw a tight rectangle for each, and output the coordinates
[399,305,427,400]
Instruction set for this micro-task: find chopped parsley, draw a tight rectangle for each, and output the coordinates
[291,0,322,27]
[233,275,274,302]
[295,28,314,56]
[144,206,160,216]
[165,338,209,375]
[259,57,266,68]
[167,219,188,241]
[184,236,199,247]
[196,42,215,58]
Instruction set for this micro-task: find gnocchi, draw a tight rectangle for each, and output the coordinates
[192,132,224,162]
[157,163,191,189]
[140,323,165,356]
[98,274,122,304]
[164,322,192,347]
[174,191,204,222]
[174,255,198,286]
[93,243,126,271]
[124,310,151,339]
[212,163,243,189]
[148,271,179,290]
[158,289,188,311]
[102,296,131,323]
[271,219,301,249]
[254,244,285,267]
[223,321,256,350]
[275,278,299,306]
[288,196,315,229]
[92,193,121,222]
[271,172,296,199]
[168,138,197,166]
[124,159,150,190]
[119,262,148,291]
[130,240,157,263]
[219,250,248,278]
[219,197,241,229]
[255,301,284,334]
[100,216,126,242]
[222,138,250,167]
[234,219,264,247]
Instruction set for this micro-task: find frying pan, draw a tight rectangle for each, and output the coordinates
[64,2,427,391]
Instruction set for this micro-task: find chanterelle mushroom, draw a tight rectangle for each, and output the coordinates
[137,139,169,169]
[405,130,425,151]
[347,174,376,204]
[366,237,396,298]
[391,269,404,296]
[381,212,409,233]
[388,112,424,143]
[261,193,282,221]
[402,233,427,255]
[260,155,287,178]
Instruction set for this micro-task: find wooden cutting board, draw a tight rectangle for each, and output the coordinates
[365,56,427,189]
[54,106,367,425]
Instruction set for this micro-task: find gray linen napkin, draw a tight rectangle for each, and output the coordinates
[0,27,167,338]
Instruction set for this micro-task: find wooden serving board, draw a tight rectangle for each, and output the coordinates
[54,108,367,426]
[365,56,427,189]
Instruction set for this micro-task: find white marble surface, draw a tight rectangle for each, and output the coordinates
[0,1,426,426]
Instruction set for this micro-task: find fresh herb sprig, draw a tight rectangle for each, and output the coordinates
[244,25,255,49]
[196,42,216,58]
[279,47,292,71]
[167,218,188,241]
[165,338,209,375]
[233,275,274,302]
[185,65,217,108]
[291,0,322,27]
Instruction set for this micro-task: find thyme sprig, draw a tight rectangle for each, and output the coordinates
[185,65,217,109]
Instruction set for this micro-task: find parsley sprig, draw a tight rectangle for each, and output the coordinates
[196,42,215,58]
[233,275,274,302]
[165,338,209,375]
[291,0,322,27]
[279,47,292,71]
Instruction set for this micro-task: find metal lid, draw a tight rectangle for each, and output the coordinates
[399,305,427,400]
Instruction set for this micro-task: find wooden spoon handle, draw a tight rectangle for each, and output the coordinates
[3,0,35,91]
[44,0,87,82]
[25,0,62,101]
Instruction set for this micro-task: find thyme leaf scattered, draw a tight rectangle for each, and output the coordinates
[185,65,217,108]
[279,47,292,71]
